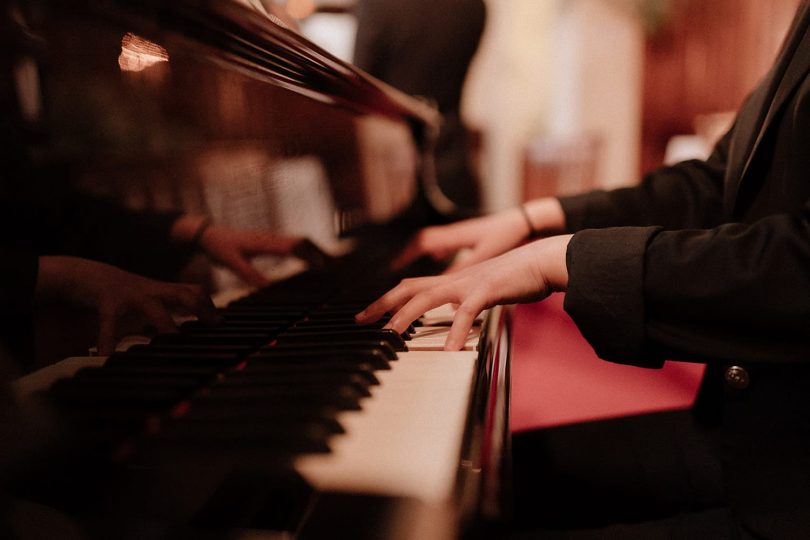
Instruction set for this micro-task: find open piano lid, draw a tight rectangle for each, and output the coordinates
[96,0,441,123]
[25,0,449,251]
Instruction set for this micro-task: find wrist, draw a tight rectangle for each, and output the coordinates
[530,235,572,292]
[522,198,567,237]
[517,204,539,238]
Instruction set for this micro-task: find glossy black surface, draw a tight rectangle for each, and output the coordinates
[26,0,440,243]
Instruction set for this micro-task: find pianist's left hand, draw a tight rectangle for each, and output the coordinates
[356,235,573,350]
[171,216,329,288]
[389,197,567,274]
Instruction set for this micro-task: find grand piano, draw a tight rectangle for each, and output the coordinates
[5,1,511,538]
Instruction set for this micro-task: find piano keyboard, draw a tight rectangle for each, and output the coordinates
[12,256,507,540]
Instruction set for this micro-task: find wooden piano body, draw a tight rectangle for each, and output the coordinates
[5,1,511,538]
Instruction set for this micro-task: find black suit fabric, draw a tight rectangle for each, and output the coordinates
[512,3,810,538]
[353,0,486,212]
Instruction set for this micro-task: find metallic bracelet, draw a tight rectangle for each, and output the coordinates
[518,204,540,238]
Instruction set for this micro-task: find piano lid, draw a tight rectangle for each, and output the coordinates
[86,0,440,126]
[12,0,445,262]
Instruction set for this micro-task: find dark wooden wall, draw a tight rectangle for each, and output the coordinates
[641,0,802,173]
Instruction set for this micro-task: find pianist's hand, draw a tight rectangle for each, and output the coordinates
[357,235,573,350]
[390,197,566,273]
[36,256,221,355]
[172,216,329,288]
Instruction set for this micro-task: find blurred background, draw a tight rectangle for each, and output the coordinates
[276,0,801,211]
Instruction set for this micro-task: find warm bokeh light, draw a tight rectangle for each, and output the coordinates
[285,0,316,20]
[118,33,169,72]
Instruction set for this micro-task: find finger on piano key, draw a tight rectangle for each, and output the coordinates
[406,325,482,351]
[417,303,485,327]
[398,304,486,351]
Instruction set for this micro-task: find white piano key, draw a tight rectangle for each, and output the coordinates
[418,303,485,327]
[294,350,478,504]
[407,325,481,351]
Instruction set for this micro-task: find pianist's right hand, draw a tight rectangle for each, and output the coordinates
[359,234,572,350]
[390,197,567,273]
[36,256,221,355]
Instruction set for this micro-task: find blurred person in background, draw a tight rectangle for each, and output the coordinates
[354,0,486,215]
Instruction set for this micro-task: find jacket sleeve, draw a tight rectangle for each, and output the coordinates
[563,202,810,368]
[558,125,733,232]
[558,118,810,367]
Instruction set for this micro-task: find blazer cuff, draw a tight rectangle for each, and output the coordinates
[563,226,664,368]
[558,190,614,232]
[557,192,593,232]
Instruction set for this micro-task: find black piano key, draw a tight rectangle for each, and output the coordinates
[219,304,302,312]
[276,328,407,351]
[306,310,377,321]
[237,292,331,306]
[200,382,367,402]
[185,399,340,423]
[49,380,190,409]
[218,306,297,316]
[215,372,373,397]
[194,386,365,411]
[106,351,243,369]
[259,340,399,362]
[253,348,393,371]
[180,320,283,333]
[149,332,272,347]
[70,367,205,388]
[293,319,415,335]
[155,418,333,452]
[311,304,369,312]
[236,361,380,384]
[179,405,344,434]
[58,410,159,444]
[126,343,254,355]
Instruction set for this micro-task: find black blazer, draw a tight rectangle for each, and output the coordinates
[558,3,810,536]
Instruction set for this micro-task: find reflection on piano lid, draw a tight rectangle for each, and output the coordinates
[30,0,449,245]
[9,1,511,538]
